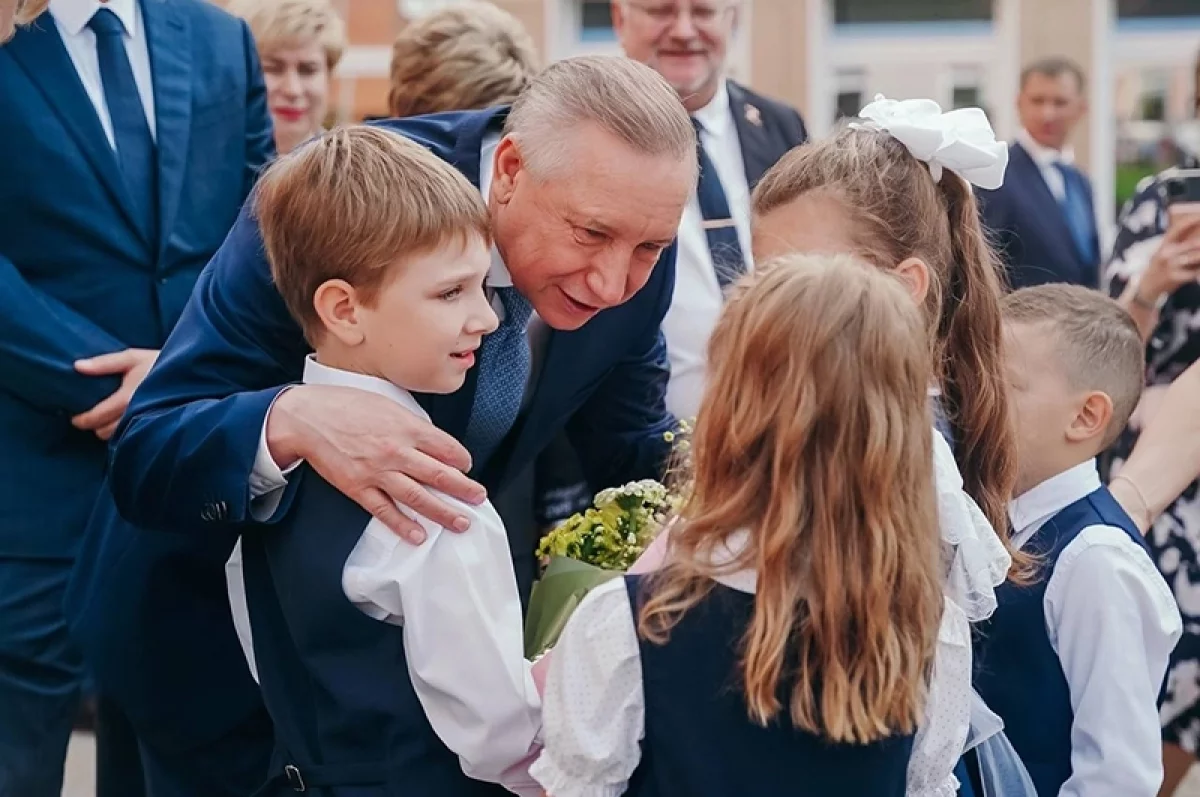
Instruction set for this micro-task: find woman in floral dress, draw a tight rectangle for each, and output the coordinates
[1104,50,1200,796]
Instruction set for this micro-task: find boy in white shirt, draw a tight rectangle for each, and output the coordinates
[976,283,1181,797]
[226,125,540,797]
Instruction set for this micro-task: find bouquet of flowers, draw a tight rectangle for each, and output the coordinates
[524,421,693,659]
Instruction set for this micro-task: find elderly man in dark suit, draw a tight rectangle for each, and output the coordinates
[74,54,696,792]
[521,0,810,537]
[980,57,1099,289]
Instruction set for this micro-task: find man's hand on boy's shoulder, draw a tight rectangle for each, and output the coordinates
[267,385,487,543]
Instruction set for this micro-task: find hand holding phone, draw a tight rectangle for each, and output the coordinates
[1143,172,1200,299]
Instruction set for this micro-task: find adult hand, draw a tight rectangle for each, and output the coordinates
[266,384,486,544]
[1141,212,1200,301]
[72,348,159,440]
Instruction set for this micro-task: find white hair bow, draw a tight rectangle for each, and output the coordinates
[852,95,1009,191]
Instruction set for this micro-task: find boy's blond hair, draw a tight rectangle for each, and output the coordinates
[388,3,540,118]
[254,125,490,343]
[226,0,347,70]
[1002,284,1145,447]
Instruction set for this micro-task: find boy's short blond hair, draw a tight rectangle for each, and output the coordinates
[388,2,540,118]
[254,125,490,343]
[1002,284,1145,447]
[226,0,347,70]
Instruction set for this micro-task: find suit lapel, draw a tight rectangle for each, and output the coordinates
[6,15,144,238]
[141,0,191,259]
[1010,143,1083,268]
[727,81,776,189]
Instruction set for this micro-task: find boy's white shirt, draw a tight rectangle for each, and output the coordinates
[1008,460,1182,797]
[226,356,542,797]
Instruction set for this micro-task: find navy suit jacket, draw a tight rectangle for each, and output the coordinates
[978,142,1100,289]
[726,80,808,188]
[0,0,272,559]
[79,108,676,749]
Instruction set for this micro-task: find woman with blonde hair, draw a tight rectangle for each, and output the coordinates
[0,0,47,42]
[532,254,948,796]
[387,2,539,118]
[226,0,345,154]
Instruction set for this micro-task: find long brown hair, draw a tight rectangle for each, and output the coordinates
[640,254,944,745]
[751,126,1019,565]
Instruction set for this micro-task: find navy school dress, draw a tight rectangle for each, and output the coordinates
[621,575,915,797]
[239,467,509,797]
[972,487,1151,797]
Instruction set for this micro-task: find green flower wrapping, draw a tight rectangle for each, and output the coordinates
[524,420,694,658]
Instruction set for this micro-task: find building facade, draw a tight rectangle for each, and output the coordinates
[328,0,1199,220]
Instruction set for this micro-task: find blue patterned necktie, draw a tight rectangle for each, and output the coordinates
[89,8,158,244]
[1054,162,1097,267]
[692,117,746,289]
[463,286,534,468]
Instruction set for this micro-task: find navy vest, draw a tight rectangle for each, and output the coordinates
[240,467,510,797]
[972,486,1151,797]
[622,576,914,797]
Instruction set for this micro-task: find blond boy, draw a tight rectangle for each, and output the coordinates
[226,126,542,796]
[974,284,1181,796]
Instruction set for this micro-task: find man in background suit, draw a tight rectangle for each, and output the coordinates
[0,0,272,793]
[980,58,1100,289]
[78,55,693,790]
[612,0,806,418]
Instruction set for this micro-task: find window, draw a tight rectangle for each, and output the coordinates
[834,69,866,122]
[950,66,983,110]
[1137,71,1169,122]
[580,1,615,41]
[1117,0,1199,18]
[833,0,992,25]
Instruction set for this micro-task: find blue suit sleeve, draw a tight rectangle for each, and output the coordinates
[0,253,125,414]
[109,205,308,533]
[565,246,678,488]
[239,19,274,194]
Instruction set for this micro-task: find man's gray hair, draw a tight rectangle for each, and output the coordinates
[503,55,698,179]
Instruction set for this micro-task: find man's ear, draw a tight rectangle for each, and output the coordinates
[1065,390,1113,446]
[312,279,365,347]
[490,135,523,205]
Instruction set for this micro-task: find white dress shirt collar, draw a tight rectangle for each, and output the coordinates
[1008,459,1100,547]
[691,80,732,139]
[477,132,512,289]
[51,0,138,37]
[302,355,430,423]
[1017,128,1075,167]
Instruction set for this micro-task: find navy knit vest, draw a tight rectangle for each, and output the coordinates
[973,486,1150,797]
[241,467,509,796]
[622,575,915,796]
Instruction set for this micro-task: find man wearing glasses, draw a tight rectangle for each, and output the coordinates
[613,0,807,418]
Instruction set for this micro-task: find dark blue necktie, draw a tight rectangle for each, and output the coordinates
[1054,162,1097,267]
[89,8,158,243]
[463,287,534,468]
[692,117,745,289]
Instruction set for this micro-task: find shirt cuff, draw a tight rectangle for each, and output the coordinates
[529,753,626,797]
[249,386,303,520]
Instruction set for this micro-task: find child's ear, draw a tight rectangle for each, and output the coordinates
[1066,391,1114,445]
[893,257,931,304]
[312,279,365,347]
